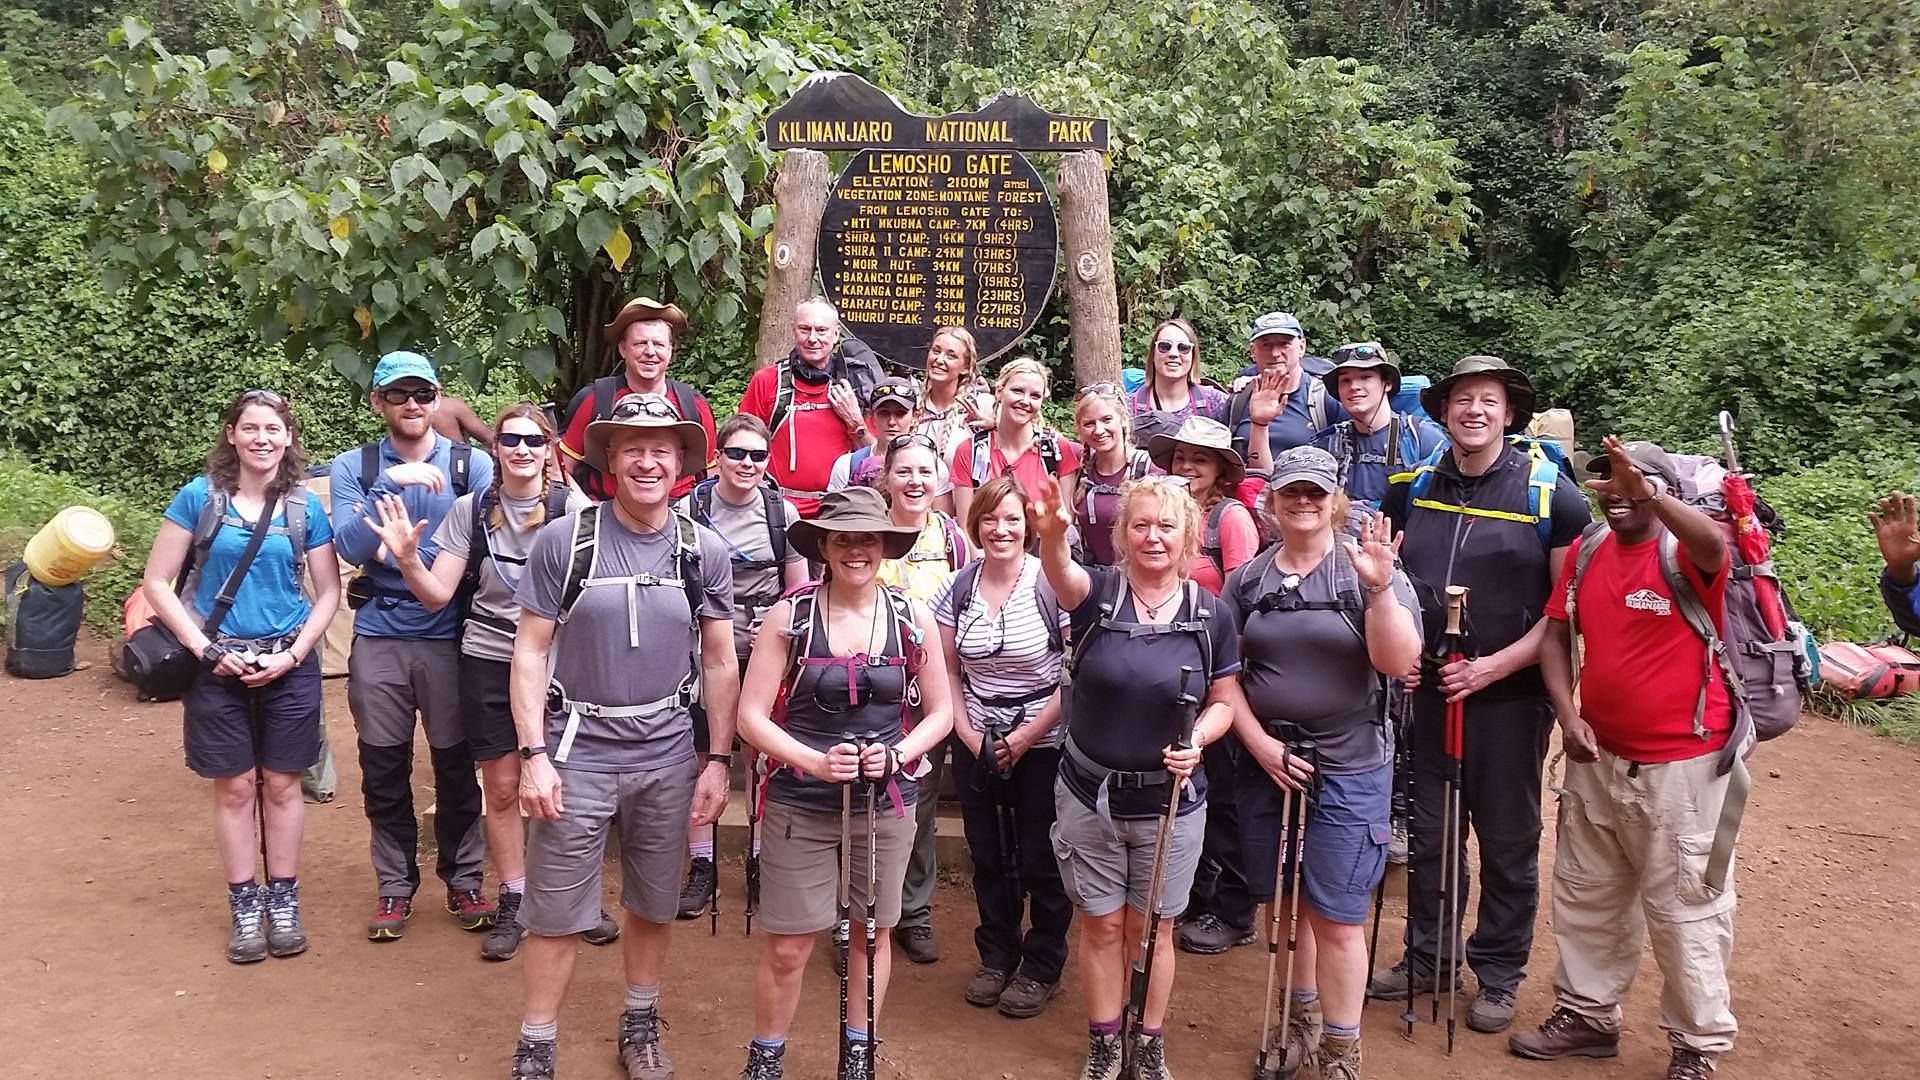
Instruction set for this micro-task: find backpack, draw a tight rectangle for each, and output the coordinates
[1068,571,1213,687]
[898,510,969,574]
[947,559,1066,656]
[459,483,573,634]
[189,478,314,601]
[351,441,468,606]
[1226,375,1331,445]
[688,476,791,607]
[1200,498,1235,578]
[1235,540,1391,728]
[969,428,1063,486]
[571,376,706,490]
[1402,435,1572,548]
[767,341,884,436]
[1328,415,1433,496]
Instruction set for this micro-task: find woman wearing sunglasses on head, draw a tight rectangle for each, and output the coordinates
[141,389,342,965]
[362,403,592,961]
[1127,319,1227,424]
[932,475,1072,1018]
[950,358,1082,525]
[1072,383,1154,567]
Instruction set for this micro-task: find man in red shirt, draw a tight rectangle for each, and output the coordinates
[735,297,876,517]
[558,296,718,501]
[1512,437,1740,1080]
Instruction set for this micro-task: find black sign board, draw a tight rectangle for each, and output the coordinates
[768,71,1108,152]
[818,149,1059,370]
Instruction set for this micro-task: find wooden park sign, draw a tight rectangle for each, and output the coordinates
[755,73,1122,387]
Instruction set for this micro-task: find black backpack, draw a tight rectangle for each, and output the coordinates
[459,483,573,633]
[569,376,707,492]
[688,476,791,607]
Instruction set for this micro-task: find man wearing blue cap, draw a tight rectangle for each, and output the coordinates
[328,351,497,941]
[1227,312,1348,466]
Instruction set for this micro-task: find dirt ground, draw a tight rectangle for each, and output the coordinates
[4,635,1917,1079]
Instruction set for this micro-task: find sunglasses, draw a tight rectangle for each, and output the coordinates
[1074,382,1125,402]
[378,386,439,405]
[496,433,550,449]
[238,388,287,406]
[609,396,679,421]
[721,446,771,463]
[887,432,940,454]
[1334,343,1386,363]
[1154,340,1195,355]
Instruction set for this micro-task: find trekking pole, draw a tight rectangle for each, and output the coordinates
[1395,681,1418,1036]
[1255,729,1315,1080]
[863,738,883,1072]
[1440,586,1470,1056]
[709,818,720,937]
[1121,667,1200,1080]
[837,766,854,1080]
[251,688,268,878]
[987,719,1023,935]
[1718,410,1740,473]
[745,748,760,936]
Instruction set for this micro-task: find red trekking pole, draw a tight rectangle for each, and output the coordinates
[1434,585,1469,1056]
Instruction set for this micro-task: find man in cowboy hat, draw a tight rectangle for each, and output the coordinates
[737,296,885,517]
[1367,355,1591,1035]
[558,296,718,501]
[1311,342,1447,509]
[507,393,741,1080]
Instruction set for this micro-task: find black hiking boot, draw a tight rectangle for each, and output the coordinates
[995,974,1061,1019]
[584,908,621,945]
[510,1037,556,1079]
[1365,958,1459,999]
[964,965,1011,1007]
[738,1042,784,1080]
[482,890,528,961]
[1667,1048,1715,1080]
[1174,913,1254,955]
[226,883,267,964]
[264,878,308,958]
[677,857,716,919]
[617,1008,673,1080]
[840,1036,874,1080]
[898,924,940,964]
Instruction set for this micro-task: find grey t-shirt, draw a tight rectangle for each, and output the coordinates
[433,487,591,662]
[516,504,734,772]
[1218,544,1421,773]
[677,485,804,659]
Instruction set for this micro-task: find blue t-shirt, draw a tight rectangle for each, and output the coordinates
[1231,380,1349,460]
[328,435,495,639]
[1312,415,1449,507]
[163,477,335,640]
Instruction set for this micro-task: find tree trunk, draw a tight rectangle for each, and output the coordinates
[1055,150,1122,390]
[561,267,620,404]
[755,149,831,368]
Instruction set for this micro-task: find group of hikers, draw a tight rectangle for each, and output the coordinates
[140,291,1845,1080]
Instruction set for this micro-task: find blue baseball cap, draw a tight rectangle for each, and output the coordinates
[1249,311,1305,342]
[370,350,440,388]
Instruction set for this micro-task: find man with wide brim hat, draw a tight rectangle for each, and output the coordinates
[1368,361,1590,1036]
[1312,343,1446,514]
[583,392,711,475]
[559,295,716,502]
[785,486,921,563]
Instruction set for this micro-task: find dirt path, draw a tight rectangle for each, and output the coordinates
[4,636,1915,1079]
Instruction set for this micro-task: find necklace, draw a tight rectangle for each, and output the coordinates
[1132,580,1181,622]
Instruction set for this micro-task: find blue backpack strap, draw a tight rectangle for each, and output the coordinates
[1520,438,1561,547]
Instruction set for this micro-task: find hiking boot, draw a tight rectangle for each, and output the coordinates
[899,923,940,964]
[1387,818,1409,865]
[841,1037,875,1080]
[1467,985,1518,1034]
[617,1008,673,1080]
[1318,1031,1362,1080]
[1078,1031,1123,1080]
[367,896,412,942]
[1667,1048,1714,1080]
[1131,1031,1175,1080]
[1174,913,1254,955]
[1282,997,1323,1075]
[510,1037,557,1079]
[964,965,1011,1007]
[264,879,308,958]
[677,857,716,920]
[1509,1008,1619,1059]
[584,908,621,945]
[1365,959,1458,999]
[226,884,268,964]
[738,1042,784,1080]
[482,891,528,962]
[995,974,1061,1019]
[448,886,497,931]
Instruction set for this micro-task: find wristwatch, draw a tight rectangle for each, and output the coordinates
[518,745,548,760]
[707,753,734,767]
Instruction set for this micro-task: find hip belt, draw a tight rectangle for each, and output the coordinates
[546,681,689,765]
[215,634,297,654]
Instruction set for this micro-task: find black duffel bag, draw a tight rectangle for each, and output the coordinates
[5,561,86,679]
[125,500,274,701]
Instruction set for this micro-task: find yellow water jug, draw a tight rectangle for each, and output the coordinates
[23,506,117,586]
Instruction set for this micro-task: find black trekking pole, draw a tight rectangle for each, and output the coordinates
[1365,683,1401,1016]
[250,688,269,878]
[836,766,854,1080]
[987,719,1023,936]
[1121,667,1201,1080]
[745,748,761,937]
[709,817,721,937]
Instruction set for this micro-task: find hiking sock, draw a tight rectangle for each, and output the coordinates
[521,1020,558,1043]
[267,876,296,888]
[501,877,525,896]
[844,1026,869,1044]
[229,879,259,894]
[689,837,715,859]
[751,1037,786,1053]
[1089,1018,1123,1038]
[1140,1026,1163,1038]
[1291,989,1320,1007]
[1325,1021,1360,1039]
[625,984,660,1014]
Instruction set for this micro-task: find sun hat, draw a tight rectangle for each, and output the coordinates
[1146,416,1245,486]
[1584,440,1681,489]
[1419,354,1537,434]
[1249,311,1305,342]
[1322,342,1402,397]
[582,392,709,472]
[601,296,690,346]
[1268,445,1341,493]
[786,487,921,563]
[371,350,440,389]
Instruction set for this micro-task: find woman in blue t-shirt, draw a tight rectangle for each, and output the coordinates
[141,389,340,966]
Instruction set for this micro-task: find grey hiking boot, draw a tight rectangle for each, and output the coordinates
[1468,985,1517,1033]
[964,965,1011,1007]
[264,879,308,958]
[841,1037,875,1080]
[511,1037,556,1079]
[738,1042,784,1080]
[995,973,1061,1019]
[618,1008,673,1080]
[1174,913,1254,955]
[1280,997,1323,1076]
[227,883,268,964]
[1509,1007,1620,1060]
[1131,1031,1175,1080]
[1387,817,1409,865]
[584,908,621,946]
[1667,1048,1715,1080]
[677,857,715,919]
[1318,1031,1362,1080]
[482,891,528,961]
[899,923,940,964]
[1079,1031,1123,1080]
[1365,959,1459,999]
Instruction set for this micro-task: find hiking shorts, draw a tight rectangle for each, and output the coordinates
[756,797,916,936]
[521,762,696,935]
[182,654,323,780]
[456,654,517,762]
[1049,779,1206,920]
[1237,757,1391,925]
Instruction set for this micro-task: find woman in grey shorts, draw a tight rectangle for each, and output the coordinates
[1029,475,1243,1080]
[733,487,955,1080]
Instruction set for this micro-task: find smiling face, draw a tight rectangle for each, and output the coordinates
[605,427,682,510]
[619,318,675,387]
[1250,333,1305,380]
[1336,368,1387,417]
[1267,480,1336,541]
[974,487,1029,561]
[925,331,972,388]
[1074,395,1126,457]
[1442,375,1514,454]
[496,415,549,483]
[372,378,439,440]
[822,530,884,586]
[1152,323,1197,384]
[884,443,939,517]
[225,403,291,476]
[998,371,1046,430]
[720,429,770,490]
[793,300,840,369]
[1119,488,1195,576]
[1170,444,1224,502]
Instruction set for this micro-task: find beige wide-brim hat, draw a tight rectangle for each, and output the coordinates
[601,296,690,346]
[786,487,921,564]
[1146,416,1245,486]
[1421,354,1537,434]
[582,392,710,473]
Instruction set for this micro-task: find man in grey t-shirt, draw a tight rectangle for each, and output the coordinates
[506,394,739,1080]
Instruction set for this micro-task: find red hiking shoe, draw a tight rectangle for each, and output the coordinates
[367,896,413,941]
[446,887,497,932]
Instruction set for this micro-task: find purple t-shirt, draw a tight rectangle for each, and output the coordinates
[1127,383,1228,423]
